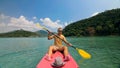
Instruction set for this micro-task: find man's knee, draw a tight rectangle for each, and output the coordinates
[49,46,54,50]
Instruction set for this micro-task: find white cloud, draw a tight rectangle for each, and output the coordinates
[0,14,72,33]
[63,21,73,27]
[40,18,63,29]
[64,22,68,26]
[33,16,37,20]
[0,14,11,24]
[0,14,41,33]
[91,12,99,17]
[0,23,5,26]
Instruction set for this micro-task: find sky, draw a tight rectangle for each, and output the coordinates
[0,0,120,33]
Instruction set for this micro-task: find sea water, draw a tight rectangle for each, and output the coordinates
[0,37,120,68]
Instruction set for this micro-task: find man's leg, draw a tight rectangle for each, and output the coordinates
[63,46,68,56]
[62,46,70,61]
[46,46,54,60]
[47,45,58,60]
[48,46,54,57]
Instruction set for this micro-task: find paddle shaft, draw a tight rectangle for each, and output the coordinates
[52,32,77,49]
[51,31,77,49]
[37,24,91,59]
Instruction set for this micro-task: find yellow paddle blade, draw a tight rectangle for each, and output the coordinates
[76,48,91,59]
[36,23,41,28]
[36,23,48,30]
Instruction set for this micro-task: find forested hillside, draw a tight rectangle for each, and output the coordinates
[63,8,120,36]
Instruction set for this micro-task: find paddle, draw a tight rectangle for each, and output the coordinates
[36,23,91,59]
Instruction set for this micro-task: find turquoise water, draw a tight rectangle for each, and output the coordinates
[0,37,120,68]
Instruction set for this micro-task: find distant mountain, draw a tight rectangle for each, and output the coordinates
[63,8,120,36]
[36,30,48,37]
[0,29,40,37]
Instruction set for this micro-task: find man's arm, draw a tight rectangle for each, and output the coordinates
[48,32,54,40]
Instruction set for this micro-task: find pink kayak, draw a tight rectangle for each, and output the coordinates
[36,51,79,68]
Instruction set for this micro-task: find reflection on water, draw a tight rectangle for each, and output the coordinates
[0,37,120,68]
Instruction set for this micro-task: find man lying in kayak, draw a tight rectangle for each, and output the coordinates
[46,27,72,61]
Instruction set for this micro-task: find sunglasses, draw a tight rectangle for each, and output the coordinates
[58,30,62,32]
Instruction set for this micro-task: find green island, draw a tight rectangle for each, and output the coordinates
[0,29,48,37]
[0,29,40,37]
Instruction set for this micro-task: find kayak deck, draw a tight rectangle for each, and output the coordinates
[36,51,79,68]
